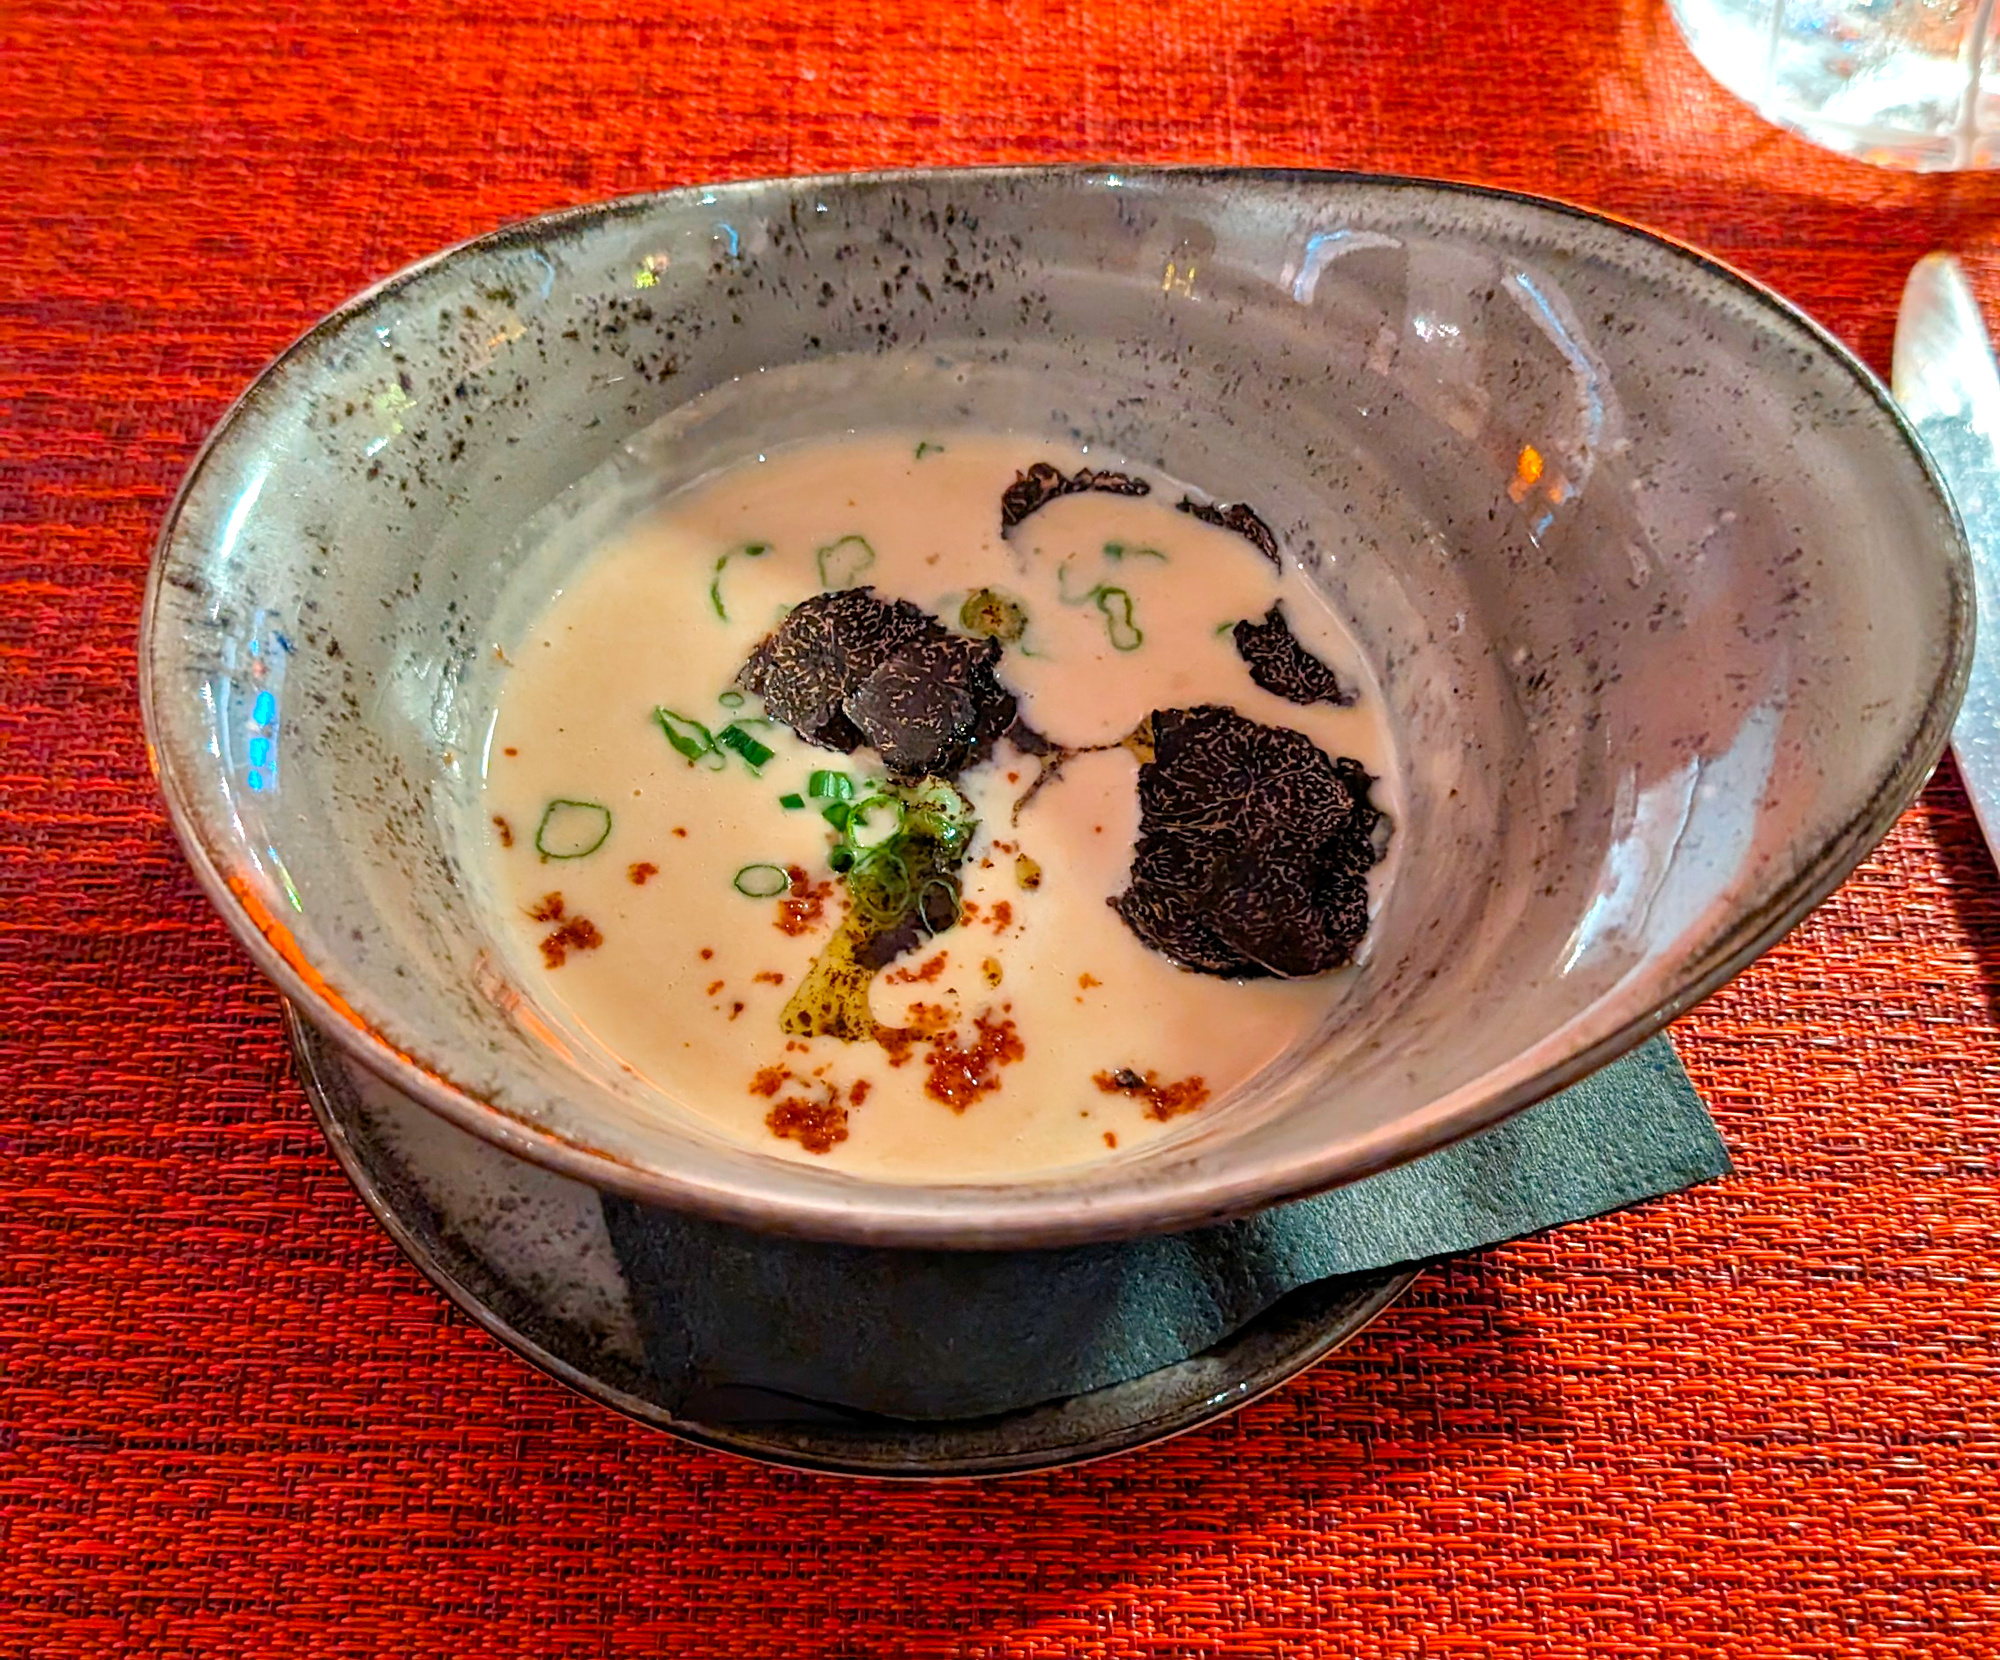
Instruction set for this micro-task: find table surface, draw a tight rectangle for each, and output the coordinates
[6,1,2000,1653]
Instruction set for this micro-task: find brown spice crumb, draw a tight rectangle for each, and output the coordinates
[749,1065,792,1098]
[777,865,833,936]
[502,745,518,756]
[753,970,786,986]
[1093,1067,1212,1121]
[1104,1131,1118,1149]
[924,1011,1026,1112]
[849,1078,872,1106]
[1006,771,1020,784]
[705,979,725,997]
[628,861,659,886]
[989,901,1014,931]
[767,1094,848,1154]
[700,948,714,960]
[887,952,948,986]
[729,1001,744,1020]
[1079,972,1101,989]
[539,915,603,969]
[981,957,1003,987]
[959,900,981,922]
[492,815,515,848]
[526,892,565,923]
[672,826,689,839]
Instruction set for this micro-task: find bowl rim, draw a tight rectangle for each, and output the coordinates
[139,163,1974,1247]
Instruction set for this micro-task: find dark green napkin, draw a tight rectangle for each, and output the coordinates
[603,1035,1729,1420]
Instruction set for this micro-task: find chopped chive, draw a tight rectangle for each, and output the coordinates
[732,863,791,898]
[534,799,612,861]
[709,542,771,621]
[1215,620,1238,635]
[779,792,806,810]
[815,534,876,589]
[654,707,722,767]
[716,723,775,770]
[1094,586,1143,651]
[718,689,745,708]
[914,440,944,460]
[808,770,855,801]
[1103,541,1166,562]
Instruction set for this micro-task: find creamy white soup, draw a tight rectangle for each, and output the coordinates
[479,433,1398,1180]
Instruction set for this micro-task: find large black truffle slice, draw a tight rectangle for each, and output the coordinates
[737,588,1016,781]
[999,462,1151,534]
[1232,604,1354,707]
[1176,496,1281,568]
[1112,705,1383,979]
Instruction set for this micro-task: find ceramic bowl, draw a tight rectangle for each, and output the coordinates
[141,168,1970,1248]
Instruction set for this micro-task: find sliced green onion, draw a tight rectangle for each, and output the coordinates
[716,724,775,770]
[1216,619,1238,635]
[655,707,725,768]
[1103,541,1166,562]
[829,846,856,874]
[718,689,745,708]
[914,440,944,460]
[733,863,791,898]
[821,801,854,833]
[815,534,876,589]
[917,876,962,934]
[808,770,854,801]
[1093,586,1143,651]
[709,542,770,621]
[779,792,806,810]
[959,587,1028,642]
[534,799,612,861]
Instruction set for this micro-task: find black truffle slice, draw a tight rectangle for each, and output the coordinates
[1176,497,1281,568]
[842,631,1016,779]
[737,588,1016,780]
[1232,604,1354,707]
[1000,461,1152,534]
[737,588,941,753]
[1112,706,1383,979]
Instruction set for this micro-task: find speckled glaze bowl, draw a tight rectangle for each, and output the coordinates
[141,168,1970,1248]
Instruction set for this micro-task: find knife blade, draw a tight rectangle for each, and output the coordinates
[1895,254,2000,862]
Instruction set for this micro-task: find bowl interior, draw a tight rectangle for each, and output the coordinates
[142,169,1966,1245]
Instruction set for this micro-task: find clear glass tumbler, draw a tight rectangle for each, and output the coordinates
[1670,0,1997,169]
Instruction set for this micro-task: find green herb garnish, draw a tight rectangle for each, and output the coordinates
[779,792,806,810]
[655,707,724,768]
[914,440,944,460]
[534,799,612,861]
[1055,562,1144,650]
[1103,541,1166,562]
[716,723,775,770]
[959,587,1028,643]
[808,770,854,801]
[782,780,977,1041]
[1093,586,1143,651]
[709,542,771,621]
[815,534,876,589]
[733,863,791,898]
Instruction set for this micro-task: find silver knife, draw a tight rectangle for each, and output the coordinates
[1895,254,2000,861]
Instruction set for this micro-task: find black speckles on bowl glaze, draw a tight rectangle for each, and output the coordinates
[141,168,1970,1249]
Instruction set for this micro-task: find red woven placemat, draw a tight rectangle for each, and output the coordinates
[5,1,2000,1653]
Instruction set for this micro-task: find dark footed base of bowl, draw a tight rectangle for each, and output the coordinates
[286,1004,1416,1478]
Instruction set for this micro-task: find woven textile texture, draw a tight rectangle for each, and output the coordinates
[5,0,2000,1653]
